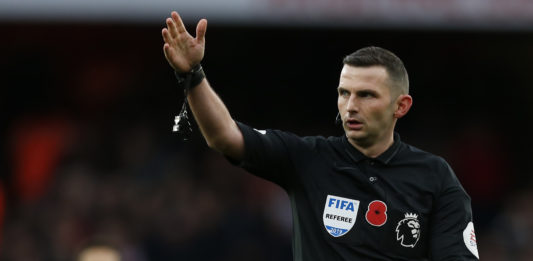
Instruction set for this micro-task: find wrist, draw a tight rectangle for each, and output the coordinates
[174,64,205,91]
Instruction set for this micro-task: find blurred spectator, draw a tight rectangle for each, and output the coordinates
[77,241,121,261]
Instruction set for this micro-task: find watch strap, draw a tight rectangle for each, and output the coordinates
[174,64,205,91]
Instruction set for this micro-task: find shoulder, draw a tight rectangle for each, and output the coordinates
[301,135,345,153]
[296,135,350,164]
[397,143,458,189]
[396,143,447,167]
[240,123,342,158]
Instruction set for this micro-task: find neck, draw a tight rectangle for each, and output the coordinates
[347,132,395,158]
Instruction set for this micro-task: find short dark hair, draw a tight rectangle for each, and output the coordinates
[343,46,409,95]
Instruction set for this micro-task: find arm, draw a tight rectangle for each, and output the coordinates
[430,161,479,260]
[161,11,244,160]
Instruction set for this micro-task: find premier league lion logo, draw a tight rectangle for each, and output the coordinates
[395,213,421,248]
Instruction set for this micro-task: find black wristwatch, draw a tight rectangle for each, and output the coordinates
[174,64,205,91]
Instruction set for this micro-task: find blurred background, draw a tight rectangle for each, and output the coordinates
[1,0,533,260]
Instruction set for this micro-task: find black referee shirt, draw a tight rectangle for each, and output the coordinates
[230,122,479,261]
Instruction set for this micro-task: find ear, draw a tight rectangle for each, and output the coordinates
[393,94,413,119]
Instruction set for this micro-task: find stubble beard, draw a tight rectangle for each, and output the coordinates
[345,127,375,149]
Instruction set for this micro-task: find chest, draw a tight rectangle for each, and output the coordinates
[295,159,436,258]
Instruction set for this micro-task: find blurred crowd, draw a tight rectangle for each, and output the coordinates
[1,121,292,260]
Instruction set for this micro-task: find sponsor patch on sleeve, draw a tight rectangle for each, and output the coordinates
[463,221,479,259]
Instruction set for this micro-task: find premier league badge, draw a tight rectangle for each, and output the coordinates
[323,195,360,237]
[395,213,421,248]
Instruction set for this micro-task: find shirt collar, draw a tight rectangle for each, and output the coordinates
[342,132,402,165]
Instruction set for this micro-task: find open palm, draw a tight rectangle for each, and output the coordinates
[162,12,207,73]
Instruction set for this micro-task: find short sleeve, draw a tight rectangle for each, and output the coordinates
[429,160,480,260]
[228,121,307,189]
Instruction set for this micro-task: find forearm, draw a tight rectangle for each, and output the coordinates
[160,12,243,157]
[187,78,244,159]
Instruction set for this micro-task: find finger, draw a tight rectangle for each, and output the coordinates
[163,44,170,59]
[171,11,187,34]
[166,17,178,38]
[162,28,171,43]
[163,44,176,63]
[163,44,170,57]
[196,19,207,45]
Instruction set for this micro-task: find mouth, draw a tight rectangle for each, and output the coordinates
[346,118,363,130]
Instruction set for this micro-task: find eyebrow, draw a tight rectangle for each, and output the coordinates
[337,87,378,93]
[356,89,378,94]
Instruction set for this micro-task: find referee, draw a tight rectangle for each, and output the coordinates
[162,12,479,261]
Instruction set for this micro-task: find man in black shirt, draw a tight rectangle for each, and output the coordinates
[161,11,479,260]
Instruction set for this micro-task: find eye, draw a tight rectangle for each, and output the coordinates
[338,89,350,97]
[358,91,376,98]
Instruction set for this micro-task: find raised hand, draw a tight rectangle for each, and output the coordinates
[162,12,207,73]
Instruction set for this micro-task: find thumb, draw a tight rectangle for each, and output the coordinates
[196,19,207,45]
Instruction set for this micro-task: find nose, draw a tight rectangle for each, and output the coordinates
[346,95,359,113]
